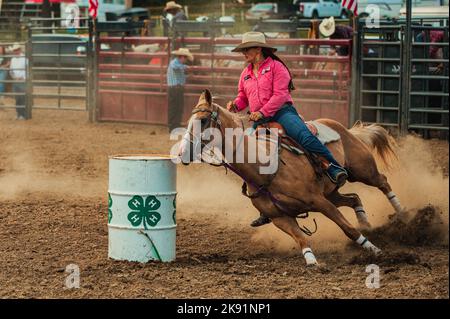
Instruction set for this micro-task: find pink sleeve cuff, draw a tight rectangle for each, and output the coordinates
[234,98,247,111]
[259,108,270,118]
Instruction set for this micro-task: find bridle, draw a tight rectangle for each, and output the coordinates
[188,103,224,165]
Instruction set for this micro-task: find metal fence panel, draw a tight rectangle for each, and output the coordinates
[27,17,93,115]
[354,18,449,138]
[95,32,352,126]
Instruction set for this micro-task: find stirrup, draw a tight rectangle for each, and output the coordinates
[250,215,271,227]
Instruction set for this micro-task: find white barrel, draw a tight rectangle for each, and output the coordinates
[108,155,177,262]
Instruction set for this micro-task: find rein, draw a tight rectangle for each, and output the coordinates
[189,105,317,236]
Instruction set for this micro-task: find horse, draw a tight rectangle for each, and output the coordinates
[178,89,403,266]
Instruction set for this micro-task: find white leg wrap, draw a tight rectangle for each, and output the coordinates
[386,191,404,213]
[354,206,369,223]
[302,248,318,265]
[356,235,381,255]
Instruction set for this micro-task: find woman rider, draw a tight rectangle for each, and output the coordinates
[226,32,348,227]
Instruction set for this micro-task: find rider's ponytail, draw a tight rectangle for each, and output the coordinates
[262,47,295,92]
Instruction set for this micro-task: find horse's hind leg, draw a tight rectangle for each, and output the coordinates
[374,173,404,214]
[314,197,381,254]
[347,150,405,215]
[271,216,319,266]
[360,172,405,214]
[326,191,371,229]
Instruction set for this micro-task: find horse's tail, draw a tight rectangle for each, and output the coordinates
[349,121,398,169]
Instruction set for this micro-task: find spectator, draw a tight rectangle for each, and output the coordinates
[0,45,10,106]
[166,48,193,131]
[319,17,353,56]
[415,29,445,74]
[428,30,445,74]
[8,43,27,120]
[162,1,187,37]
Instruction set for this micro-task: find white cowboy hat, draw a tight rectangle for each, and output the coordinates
[231,32,277,52]
[319,16,336,37]
[8,43,24,52]
[172,47,193,62]
[164,1,182,11]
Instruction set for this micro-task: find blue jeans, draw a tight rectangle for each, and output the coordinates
[255,104,341,167]
[13,82,26,118]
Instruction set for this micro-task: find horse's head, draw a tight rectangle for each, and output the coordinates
[178,89,220,164]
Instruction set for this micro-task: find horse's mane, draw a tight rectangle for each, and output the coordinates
[211,98,249,126]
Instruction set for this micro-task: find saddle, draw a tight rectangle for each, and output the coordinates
[255,120,341,173]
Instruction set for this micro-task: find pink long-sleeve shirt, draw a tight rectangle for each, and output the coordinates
[233,56,293,118]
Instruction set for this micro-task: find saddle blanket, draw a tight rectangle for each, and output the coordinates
[306,121,341,145]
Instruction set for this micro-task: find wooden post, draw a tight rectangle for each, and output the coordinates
[221,2,225,17]
[184,5,189,19]
[125,0,133,9]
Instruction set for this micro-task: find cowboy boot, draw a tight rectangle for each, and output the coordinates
[250,214,271,227]
[325,163,348,187]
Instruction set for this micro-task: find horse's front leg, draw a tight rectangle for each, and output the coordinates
[250,196,318,266]
[313,197,381,255]
[271,216,319,266]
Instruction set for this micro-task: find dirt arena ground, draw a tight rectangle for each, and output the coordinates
[0,108,448,299]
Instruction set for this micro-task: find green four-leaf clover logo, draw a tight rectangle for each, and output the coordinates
[108,193,113,223]
[127,195,161,229]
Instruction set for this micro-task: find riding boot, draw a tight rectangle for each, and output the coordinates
[325,162,348,187]
[250,214,271,227]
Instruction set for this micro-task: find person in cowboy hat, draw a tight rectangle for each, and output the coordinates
[319,17,353,56]
[8,43,28,120]
[226,32,348,227]
[166,48,193,131]
[162,1,187,37]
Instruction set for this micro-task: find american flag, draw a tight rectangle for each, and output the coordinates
[341,0,358,15]
[88,0,98,18]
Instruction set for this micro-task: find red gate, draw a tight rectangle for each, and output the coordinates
[96,36,352,126]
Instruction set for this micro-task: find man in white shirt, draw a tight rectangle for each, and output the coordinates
[9,43,27,120]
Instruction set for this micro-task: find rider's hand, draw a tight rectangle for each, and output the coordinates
[249,111,264,122]
[226,101,237,112]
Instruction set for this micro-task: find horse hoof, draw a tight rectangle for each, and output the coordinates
[306,263,331,274]
[306,261,319,268]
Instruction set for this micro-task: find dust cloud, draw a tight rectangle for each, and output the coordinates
[1,133,447,253]
[0,152,105,200]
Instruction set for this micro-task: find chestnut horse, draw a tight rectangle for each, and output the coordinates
[179,90,403,266]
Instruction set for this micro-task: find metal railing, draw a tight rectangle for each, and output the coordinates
[27,17,93,118]
[0,17,94,120]
[95,30,352,126]
[353,17,449,138]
